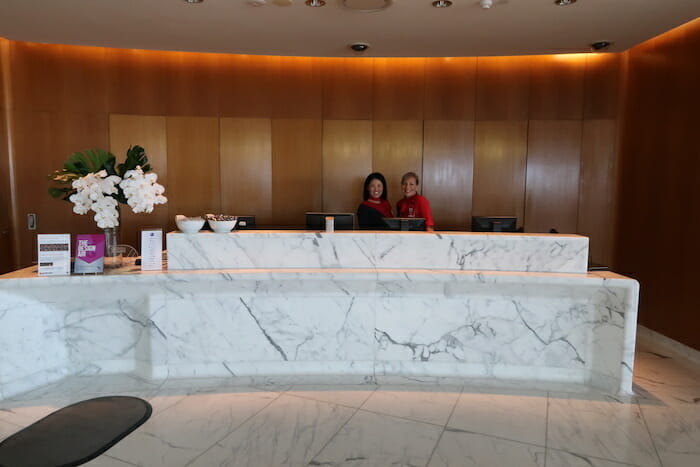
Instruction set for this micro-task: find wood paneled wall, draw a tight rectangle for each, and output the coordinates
[1,39,623,270]
[0,39,13,274]
[616,18,700,351]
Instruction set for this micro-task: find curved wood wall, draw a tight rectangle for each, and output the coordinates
[1,40,621,270]
[616,18,700,351]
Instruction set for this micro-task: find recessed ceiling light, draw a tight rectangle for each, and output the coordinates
[184,0,204,4]
[306,0,326,6]
[554,0,577,5]
[432,0,452,7]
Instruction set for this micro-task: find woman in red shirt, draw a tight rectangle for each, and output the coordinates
[357,172,393,229]
[397,172,435,231]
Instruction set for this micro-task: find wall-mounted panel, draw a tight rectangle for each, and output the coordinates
[424,58,477,120]
[525,120,582,234]
[271,119,322,226]
[9,42,61,112]
[578,119,617,265]
[423,120,474,231]
[473,121,528,225]
[218,54,276,118]
[373,58,425,120]
[475,56,530,121]
[105,48,170,116]
[109,114,168,247]
[164,51,221,117]
[166,116,220,218]
[272,57,323,119]
[220,118,272,225]
[322,120,372,214]
[529,55,584,120]
[583,53,622,119]
[56,45,108,114]
[322,58,373,120]
[372,120,423,208]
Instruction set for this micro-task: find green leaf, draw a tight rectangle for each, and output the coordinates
[117,145,150,176]
[61,149,117,176]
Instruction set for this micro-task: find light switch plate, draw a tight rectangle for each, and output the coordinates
[27,213,37,230]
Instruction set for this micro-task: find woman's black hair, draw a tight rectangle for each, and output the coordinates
[362,172,388,201]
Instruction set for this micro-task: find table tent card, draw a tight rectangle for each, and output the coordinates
[141,229,163,271]
[37,234,71,276]
[74,234,105,274]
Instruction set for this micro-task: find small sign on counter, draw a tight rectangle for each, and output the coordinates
[74,234,105,274]
[141,228,163,271]
[37,234,71,276]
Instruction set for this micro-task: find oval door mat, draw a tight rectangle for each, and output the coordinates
[0,396,152,467]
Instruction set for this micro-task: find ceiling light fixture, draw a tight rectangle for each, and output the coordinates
[554,0,577,5]
[184,0,204,3]
[432,0,452,7]
[480,0,493,9]
[306,0,326,6]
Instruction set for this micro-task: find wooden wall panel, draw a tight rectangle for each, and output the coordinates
[472,121,528,226]
[220,118,272,224]
[422,121,474,231]
[271,119,322,226]
[475,56,530,121]
[272,57,323,119]
[166,116,220,218]
[9,42,61,112]
[424,58,477,120]
[322,58,373,120]
[583,53,622,119]
[578,119,617,265]
[218,54,276,118]
[524,120,582,234]
[164,51,221,117]
[322,120,372,214]
[373,58,425,120]
[0,39,13,273]
[529,55,585,120]
[372,120,423,208]
[109,114,168,248]
[616,18,700,350]
[56,45,108,114]
[105,48,170,115]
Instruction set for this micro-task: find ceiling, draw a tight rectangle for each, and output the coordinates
[0,0,698,58]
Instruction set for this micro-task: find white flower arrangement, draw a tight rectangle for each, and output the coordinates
[49,146,167,229]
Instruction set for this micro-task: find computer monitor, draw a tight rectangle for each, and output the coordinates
[235,215,256,230]
[382,217,426,231]
[305,212,355,230]
[471,216,517,232]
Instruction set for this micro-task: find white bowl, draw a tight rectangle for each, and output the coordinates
[175,216,205,234]
[209,219,237,233]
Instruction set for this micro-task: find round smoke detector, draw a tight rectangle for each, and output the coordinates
[343,0,392,12]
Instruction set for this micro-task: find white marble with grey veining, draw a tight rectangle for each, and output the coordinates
[167,230,589,273]
[0,264,637,400]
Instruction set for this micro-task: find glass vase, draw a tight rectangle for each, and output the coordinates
[103,226,123,269]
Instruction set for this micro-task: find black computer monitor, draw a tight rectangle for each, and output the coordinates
[382,217,426,231]
[235,215,256,230]
[471,216,517,232]
[305,212,355,230]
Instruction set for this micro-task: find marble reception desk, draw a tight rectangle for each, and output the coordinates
[0,231,638,400]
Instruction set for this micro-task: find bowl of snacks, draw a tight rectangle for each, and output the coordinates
[206,214,238,233]
[175,215,205,234]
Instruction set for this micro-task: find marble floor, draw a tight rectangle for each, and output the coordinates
[1,342,699,467]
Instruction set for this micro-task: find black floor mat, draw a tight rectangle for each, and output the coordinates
[0,395,152,467]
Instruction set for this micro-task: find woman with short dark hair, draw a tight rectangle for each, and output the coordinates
[357,172,392,229]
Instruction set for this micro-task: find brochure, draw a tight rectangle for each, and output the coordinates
[37,234,71,276]
[141,228,163,271]
[74,234,105,274]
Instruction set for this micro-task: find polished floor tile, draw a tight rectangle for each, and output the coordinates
[1,339,699,467]
[310,409,442,467]
[428,429,545,467]
[188,394,355,467]
[448,388,548,446]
